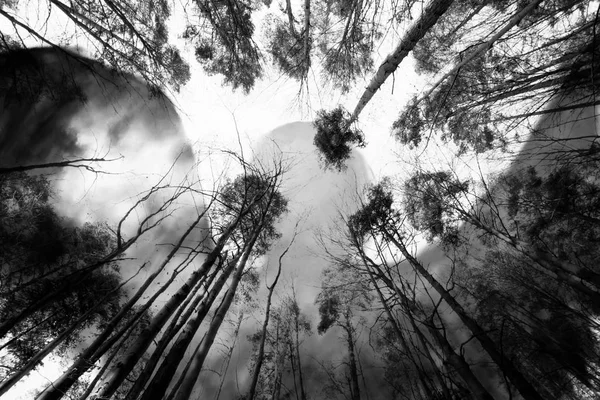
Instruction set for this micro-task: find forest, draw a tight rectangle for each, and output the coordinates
[0,0,599,399]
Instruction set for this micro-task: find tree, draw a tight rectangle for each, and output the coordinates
[0,173,125,396]
[316,265,372,400]
[0,0,190,91]
[313,0,455,169]
[313,106,366,171]
[247,230,298,400]
[169,167,288,400]
[393,0,598,153]
[347,180,544,400]
[183,0,262,93]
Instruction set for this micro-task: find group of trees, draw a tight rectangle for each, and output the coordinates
[0,152,290,399]
[2,0,600,398]
[312,151,600,399]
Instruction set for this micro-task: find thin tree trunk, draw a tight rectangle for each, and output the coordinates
[383,229,544,400]
[214,312,244,400]
[91,223,237,400]
[247,239,292,400]
[172,218,266,400]
[410,0,544,110]
[138,255,240,400]
[124,263,219,400]
[426,320,494,400]
[37,213,206,400]
[343,314,361,400]
[302,0,311,76]
[350,0,455,121]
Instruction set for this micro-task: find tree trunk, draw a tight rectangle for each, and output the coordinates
[139,256,239,400]
[383,229,544,400]
[214,312,244,400]
[171,248,252,400]
[411,0,544,110]
[124,264,220,400]
[247,244,287,400]
[350,0,455,121]
[37,214,207,400]
[91,223,236,400]
[343,314,361,400]
[426,321,494,400]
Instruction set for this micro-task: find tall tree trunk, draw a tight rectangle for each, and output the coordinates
[410,0,544,110]
[124,263,220,400]
[37,213,206,400]
[426,320,494,400]
[362,253,452,398]
[214,312,244,400]
[295,316,308,400]
[343,313,361,400]
[350,0,455,121]
[139,255,240,400]
[383,229,544,400]
[247,241,290,400]
[172,218,266,400]
[91,223,237,400]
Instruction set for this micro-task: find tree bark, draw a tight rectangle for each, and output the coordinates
[138,256,239,400]
[350,0,455,121]
[37,213,206,400]
[383,229,544,400]
[124,264,219,400]
[247,242,289,400]
[91,222,237,400]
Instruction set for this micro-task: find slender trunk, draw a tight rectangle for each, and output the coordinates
[91,223,236,400]
[37,213,206,400]
[426,321,493,400]
[376,253,493,400]
[285,0,297,36]
[124,264,219,400]
[362,254,452,398]
[384,229,544,400]
[165,333,206,400]
[139,256,240,400]
[0,274,127,397]
[247,243,289,400]
[350,0,455,121]
[289,340,300,400]
[173,218,266,400]
[214,312,244,400]
[343,314,361,400]
[410,0,544,111]
[295,319,307,400]
[302,0,310,75]
[78,319,138,400]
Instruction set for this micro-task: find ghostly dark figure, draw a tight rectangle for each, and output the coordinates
[0,46,204,248]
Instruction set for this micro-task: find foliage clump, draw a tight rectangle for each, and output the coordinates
[313,107,365,171]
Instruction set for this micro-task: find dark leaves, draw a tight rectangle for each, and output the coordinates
[313,107,365,171]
